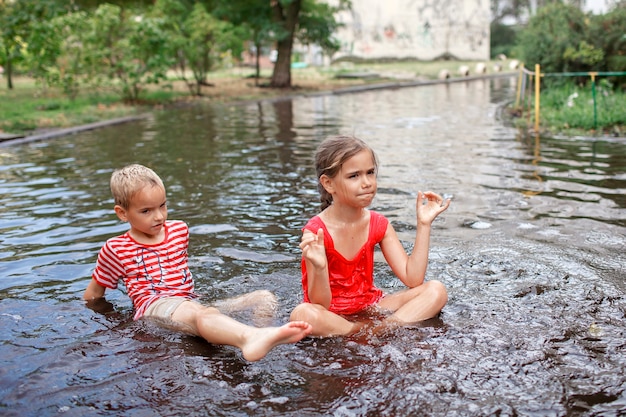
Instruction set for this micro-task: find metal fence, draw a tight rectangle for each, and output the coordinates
[515,63,626,131]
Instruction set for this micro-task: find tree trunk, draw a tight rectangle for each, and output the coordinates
[4,47,13,90]
[254,40,261,86]
[271,39,292,88]
[270,0,301,88]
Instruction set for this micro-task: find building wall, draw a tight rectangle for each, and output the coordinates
[329,0,490,61]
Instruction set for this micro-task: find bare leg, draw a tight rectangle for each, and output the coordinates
[377,280,448,324]
[290,303,363,337]
[172,301,312,361]
[289,281,446,338]
[211,290,277,326]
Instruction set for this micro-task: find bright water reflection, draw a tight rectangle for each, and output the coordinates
[0,77,625,416]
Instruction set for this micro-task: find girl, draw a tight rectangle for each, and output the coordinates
[290,135,450,337]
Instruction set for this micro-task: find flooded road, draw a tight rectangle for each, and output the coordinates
[1,76,625,416]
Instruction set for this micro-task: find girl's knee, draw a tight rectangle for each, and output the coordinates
[427,280,448,306]
[290,303,319,323]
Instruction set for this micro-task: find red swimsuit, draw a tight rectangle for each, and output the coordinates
[301,211,388,314]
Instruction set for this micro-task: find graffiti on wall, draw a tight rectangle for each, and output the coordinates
[332,0,490,61]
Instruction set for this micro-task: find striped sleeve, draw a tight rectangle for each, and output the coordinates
[92,238,126,289]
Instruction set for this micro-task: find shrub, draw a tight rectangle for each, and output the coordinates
[516,3,589,73]
[589,4,626,87]
[490,22,519,59]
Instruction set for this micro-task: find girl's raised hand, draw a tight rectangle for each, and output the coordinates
[416,191,451,225]
[300,228,327,269]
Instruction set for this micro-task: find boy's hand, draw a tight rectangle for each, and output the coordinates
[300,228,327,269]
[416,191,451,226]
[83,278,107,300]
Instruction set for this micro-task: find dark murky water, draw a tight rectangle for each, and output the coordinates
[1,77,625,416]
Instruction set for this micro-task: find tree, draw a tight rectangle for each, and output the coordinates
[59,0,154,11]
[212,0,345,88]
[0,0,19,89]
[588,2,626,84]
[516,3,589,73]
[0,0,61,89]
[297,0,343,58]
[269,0,347,88]
[28,10,90,99]
[491,0,531,25]
[490,0,590,25]
[212,0,276,84]
[269,0,301,88]
[489,0,609,60]
[81,4,173,102]
[490,21,519,58]
[153,0,244,95]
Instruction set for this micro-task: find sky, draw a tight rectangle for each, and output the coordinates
[584,0,611,14]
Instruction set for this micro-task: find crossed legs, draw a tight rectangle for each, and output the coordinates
[290,280,448,337]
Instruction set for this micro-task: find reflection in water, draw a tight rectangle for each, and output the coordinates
[0,77,625,416]
[521,134,544,197]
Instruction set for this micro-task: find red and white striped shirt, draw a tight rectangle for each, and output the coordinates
[92,220,197,320]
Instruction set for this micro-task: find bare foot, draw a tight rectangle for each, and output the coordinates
[241,321,312,362]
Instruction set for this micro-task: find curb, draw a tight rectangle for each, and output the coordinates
[228,72,516,105]
[1,72,517,146]
[0,114,150,147]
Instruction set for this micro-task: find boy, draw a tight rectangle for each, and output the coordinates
[84,164,311,361]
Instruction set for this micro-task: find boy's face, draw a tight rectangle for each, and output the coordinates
[115,184,167,242]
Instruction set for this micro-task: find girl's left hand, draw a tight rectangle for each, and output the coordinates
[416,191,451,225]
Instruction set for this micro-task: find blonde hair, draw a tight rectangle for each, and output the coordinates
[110,164,164,209]
[314,135,378,211]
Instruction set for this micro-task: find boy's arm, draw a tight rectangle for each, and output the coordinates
[83,278,107,300]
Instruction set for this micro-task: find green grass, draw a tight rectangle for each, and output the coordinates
[513,79,626,136]
[0,77,184,135]
[8,60,620,138]
[542,85,625,129]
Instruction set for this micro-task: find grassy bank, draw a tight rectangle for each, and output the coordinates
[0,60,510,136]
[512,81,626,137]
[0,77,183,136]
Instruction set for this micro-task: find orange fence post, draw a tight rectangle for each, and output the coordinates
[517,66,625,132]
[534,64,541,132]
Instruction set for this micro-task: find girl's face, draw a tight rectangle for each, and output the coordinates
[325,149,377,208]
[115,184,168,243]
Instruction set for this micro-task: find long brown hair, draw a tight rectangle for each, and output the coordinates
[314,135,378,211]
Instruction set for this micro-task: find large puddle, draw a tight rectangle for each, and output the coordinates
[1,77,625,416]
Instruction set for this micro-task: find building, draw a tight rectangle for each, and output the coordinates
[328,0,490,62]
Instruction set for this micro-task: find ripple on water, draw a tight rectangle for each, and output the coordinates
[0,79,624,416]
